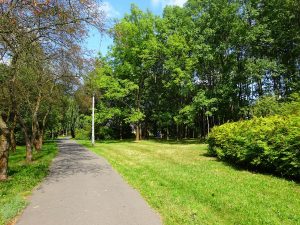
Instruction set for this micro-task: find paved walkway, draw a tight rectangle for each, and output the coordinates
[17,139,161,225]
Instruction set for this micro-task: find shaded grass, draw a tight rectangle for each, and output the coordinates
[78,139,300,225]
[0,142,57,225]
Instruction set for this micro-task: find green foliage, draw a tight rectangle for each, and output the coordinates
[208,115,300,179]
[78,0,300,140]
[0,142,57,225]
[74,115,91,140]
[247,93,300,117]
[124,109,145,124]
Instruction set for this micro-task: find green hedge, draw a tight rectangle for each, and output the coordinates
[208,115,300,180]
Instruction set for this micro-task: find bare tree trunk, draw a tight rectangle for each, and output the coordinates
[31,93,42,151]
[176,124,179,141]
[25,134,33,162]
[34,110,49,151]
[120,121,123,140]
[135,124,140,141]
[167,127,169,140]
[207,116,210,136]
[9,114,17,152]
[70,128,75,138]
[10,129,16,152]
[19,116,33,162]
[0,116,10,181]
[33,129,43,152]
[139,124,142,140]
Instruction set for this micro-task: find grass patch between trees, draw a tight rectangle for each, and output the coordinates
[0,142,57,225]
[78,139,300,225]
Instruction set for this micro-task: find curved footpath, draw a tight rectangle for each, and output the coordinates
[16,139,161,225]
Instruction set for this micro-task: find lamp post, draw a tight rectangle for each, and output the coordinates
[92,94,95,146]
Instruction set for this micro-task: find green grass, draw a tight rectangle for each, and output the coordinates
[0,142,57,225]
[78,139,300,225]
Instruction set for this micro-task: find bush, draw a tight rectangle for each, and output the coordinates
[75,128,90,140]
[208,115,300,180]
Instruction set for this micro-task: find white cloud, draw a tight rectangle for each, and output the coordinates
[151,0,187,7]
[151,0,161,6]
[102,2,120,19]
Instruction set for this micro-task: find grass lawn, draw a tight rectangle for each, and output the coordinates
[0,142,57,225]
[77,139,300,225]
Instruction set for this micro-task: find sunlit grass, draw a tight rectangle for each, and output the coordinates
[0,142,57,225]
[78,139,300,225]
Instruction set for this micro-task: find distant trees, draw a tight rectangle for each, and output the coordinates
[0,0,104,180]
[76,0,300,141]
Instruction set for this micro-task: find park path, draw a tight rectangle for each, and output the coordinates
[16,139,162,225]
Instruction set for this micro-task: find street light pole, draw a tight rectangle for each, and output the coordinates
[92,94,95,146]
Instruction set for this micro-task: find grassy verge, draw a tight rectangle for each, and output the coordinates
[77,139,300,225]
[0,141,57,225]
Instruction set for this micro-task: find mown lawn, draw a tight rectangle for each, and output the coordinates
[78,139,300,225]
[0,142,57,225]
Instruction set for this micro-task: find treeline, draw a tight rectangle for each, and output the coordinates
[0,1,104,180]
[76,0,300,141]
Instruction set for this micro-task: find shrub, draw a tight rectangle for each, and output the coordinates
[75,128,90,140]
[208,115,300,180]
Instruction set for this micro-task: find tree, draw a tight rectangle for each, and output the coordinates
[0,0,105,180]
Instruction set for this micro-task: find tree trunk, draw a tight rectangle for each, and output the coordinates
[71,128,75,138]
[0,116,10,181]
[207,116,210,136]
[33,129,43,152]
[9,114,17,152]
[10,129,16,152]
[25,136,33,163]
[135,124,140,141]
[176,124,179,141]
[119,121,123,140]
[139,124,142,140]
[19,116,33,162]
[167,127,169,140]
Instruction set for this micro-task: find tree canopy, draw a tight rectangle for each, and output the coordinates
[76,0,300,141]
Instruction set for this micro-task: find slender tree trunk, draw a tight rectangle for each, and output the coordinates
[25,135,33,162]
[176,123,179,141]
[10,129,16,152]
[135,124,140,141]
[9,114,17,152]
[19,116,33,162]
[167,126,169,140]
[119,121,123,140]
[71,128,75,138]
[207,116,210,136]
[139,123,142,140]
[31,93,42,150]
[35,109,49,150]
[0,116,10,181]
[202,114,206,137]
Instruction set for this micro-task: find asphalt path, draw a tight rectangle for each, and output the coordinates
[16,139,162,225]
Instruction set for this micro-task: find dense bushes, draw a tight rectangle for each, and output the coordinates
[208,115,300,180]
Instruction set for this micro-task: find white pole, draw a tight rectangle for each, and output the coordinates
[92,94,95,146]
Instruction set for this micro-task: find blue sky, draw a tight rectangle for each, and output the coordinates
[84,0,187,56]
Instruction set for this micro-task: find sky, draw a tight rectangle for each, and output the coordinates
[84,0,187,57]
